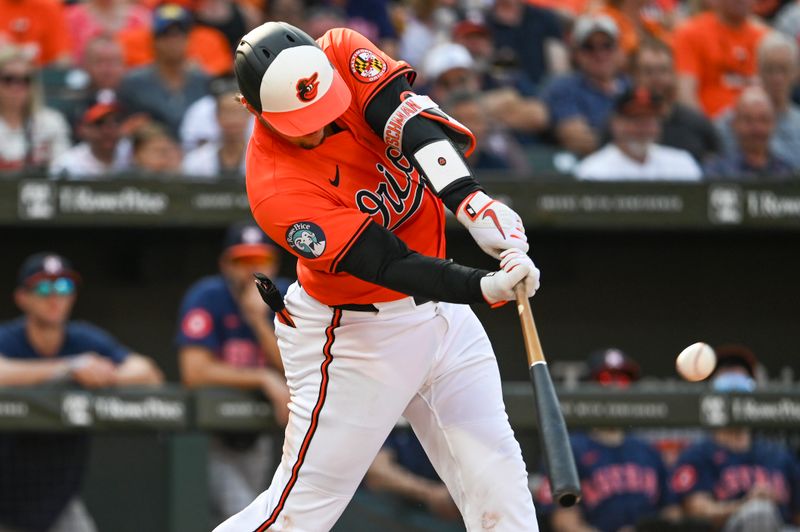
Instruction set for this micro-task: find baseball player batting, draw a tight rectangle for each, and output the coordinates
[215,22,541,531]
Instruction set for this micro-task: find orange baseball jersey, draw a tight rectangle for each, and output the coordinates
[0,0,71,65]
[673,12,767,117]
[246,28,447,306]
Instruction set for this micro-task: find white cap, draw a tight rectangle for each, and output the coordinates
[423,43,475,81]
[572,14,619,46]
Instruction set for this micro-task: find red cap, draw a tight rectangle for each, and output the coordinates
[453,20,490,40]
[82,102,118,124]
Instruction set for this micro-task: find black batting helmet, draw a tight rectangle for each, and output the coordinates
[234,22,352,137]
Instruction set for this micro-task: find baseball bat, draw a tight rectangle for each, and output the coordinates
[514,284,581,508]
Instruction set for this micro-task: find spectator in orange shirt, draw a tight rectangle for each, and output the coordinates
[598,0,673,57]
[116,3,232,77]
[65,0,151,64]
[0,0,72,66]
[673,0,768,117]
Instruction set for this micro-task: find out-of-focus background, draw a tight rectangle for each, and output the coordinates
[2,0,800,530]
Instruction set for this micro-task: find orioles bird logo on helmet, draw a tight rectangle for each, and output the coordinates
[295,72,320,103]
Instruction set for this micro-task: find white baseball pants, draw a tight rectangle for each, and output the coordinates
[213,283,538,532]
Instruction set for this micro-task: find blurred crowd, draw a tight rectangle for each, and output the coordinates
[2,0,800,181]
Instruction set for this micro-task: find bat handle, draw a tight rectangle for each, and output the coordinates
[514,284,545,366]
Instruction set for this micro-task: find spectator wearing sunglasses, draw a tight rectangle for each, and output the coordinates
[0,252,164,532]
[540,15,629,157]
[536,348,682,532]
[0,45,71,174]
[175,221,290,527]
[671,345,800,532]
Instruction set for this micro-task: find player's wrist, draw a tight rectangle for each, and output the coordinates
[456,191,494,224]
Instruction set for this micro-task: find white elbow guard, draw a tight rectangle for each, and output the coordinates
[413,139,472,194]
[382,93,476,155]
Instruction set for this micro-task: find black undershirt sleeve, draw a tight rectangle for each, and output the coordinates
[338,221,488,304]
[364,76,483,213]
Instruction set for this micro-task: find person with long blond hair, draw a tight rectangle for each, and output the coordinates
[0,46,71,174]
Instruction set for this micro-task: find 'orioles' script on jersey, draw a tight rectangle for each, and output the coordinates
[245,28,446,306]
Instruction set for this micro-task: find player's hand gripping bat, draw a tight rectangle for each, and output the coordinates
[514,284,581,507]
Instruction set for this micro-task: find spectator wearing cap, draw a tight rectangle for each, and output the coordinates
[176,221,290,526]
[540,14,629,157]
[423,43,549,141]
[673,0,768,117]
[631,38,720,164]
[49,102,130,179]
[716,32,800,170]
[0,252,163,532]
[182,77,250,180]
[575,86,702,180]
[704,86,794,180]
[671,345,800,532]
[0,45,72,174]
[116,4,213,138]
[536,348,681,532]
[487,0,567,86]
[116,3,232,77]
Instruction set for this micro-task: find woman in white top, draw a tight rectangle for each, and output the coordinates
[0,46,71,175]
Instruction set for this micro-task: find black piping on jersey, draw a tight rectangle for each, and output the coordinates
[330,217,372,273]
[253,308,341,532]
[364,76,483,212]
[337,221,488,304]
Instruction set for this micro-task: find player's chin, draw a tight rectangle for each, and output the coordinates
[298,135,326,150]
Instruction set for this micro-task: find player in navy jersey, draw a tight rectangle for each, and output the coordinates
[175,221,291,526]
[536,349,681,532]
[671,345,800,532]
[0,252,163,532]
[355,426,464,531]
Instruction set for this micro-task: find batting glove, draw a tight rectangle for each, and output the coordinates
[456,191,528,259]
[480,249,540,307]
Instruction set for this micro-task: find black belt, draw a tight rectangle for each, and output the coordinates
[333,296,431,312]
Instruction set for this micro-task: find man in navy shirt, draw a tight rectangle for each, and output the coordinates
[356,427,463,531]
[671,345,800,531]
[0,252,163,532]
[536,349,680,532]
[176,221,290,527]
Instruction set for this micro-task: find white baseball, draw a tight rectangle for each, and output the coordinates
[676,342,716,381]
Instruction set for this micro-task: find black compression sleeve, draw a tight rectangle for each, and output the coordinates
[337,221,488,304]
[364,76,482,212]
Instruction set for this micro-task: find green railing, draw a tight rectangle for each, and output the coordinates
[5,178,800,229]
[3,383,800,431]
